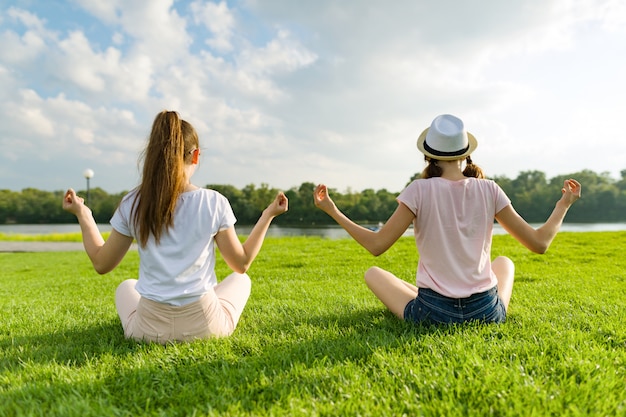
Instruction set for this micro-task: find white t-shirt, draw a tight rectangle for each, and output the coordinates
[110,188,236,306]
[397,177,511,298]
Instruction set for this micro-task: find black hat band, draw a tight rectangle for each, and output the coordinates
[423,141,470,157]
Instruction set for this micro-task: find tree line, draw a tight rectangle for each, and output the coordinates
[1,169,625,226]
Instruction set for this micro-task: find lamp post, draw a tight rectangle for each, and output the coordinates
[83,169,94,206]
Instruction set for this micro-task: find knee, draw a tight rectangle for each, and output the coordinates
[493,256,514,269]
[115,279,138,296]
[240,273,252,291]
[492,256,515,283]
[364,266,382,284]
[226,272,252,292]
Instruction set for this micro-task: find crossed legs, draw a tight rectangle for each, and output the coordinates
[115,279,140,331]
[491,256,515,311]
[213,272,251,331]
[114,273,252,338]
[364,267,418,319]
[364,256,516,319]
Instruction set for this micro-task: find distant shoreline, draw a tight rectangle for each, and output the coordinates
[1,223,626,240]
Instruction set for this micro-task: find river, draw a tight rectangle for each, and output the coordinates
[1,223,626,239]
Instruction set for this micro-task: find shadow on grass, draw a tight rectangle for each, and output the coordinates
[0,319,138,368]
[2,307,455,415]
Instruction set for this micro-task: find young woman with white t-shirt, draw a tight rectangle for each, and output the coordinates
[313,114,581,324]
[63,110,288,343]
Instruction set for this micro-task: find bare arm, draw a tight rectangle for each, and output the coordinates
[62,189,133,274]
[313,184,415,256]
[215,192,288,273]
[495,179,582,254]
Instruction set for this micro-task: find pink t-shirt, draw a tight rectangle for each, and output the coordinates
[397,177,511,298]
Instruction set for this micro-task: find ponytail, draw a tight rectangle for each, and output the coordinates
[462,156,485,179]
[420,156,485,179]
[420,157,443,179]
[132,111,199,246]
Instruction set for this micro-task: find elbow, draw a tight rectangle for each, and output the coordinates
[521,233,552,254]
[232,262,250,274]
[530,243,549,254]
[93,264,111,275]
[89,251,115,275]
[92,258,116,275]
[368,243,387,257]
[223,254,252,274]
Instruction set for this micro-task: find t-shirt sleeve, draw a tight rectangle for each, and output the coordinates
[493,181,511,213]
[397,181,419,215]
[110,194,133,237]
[217,193,237,231]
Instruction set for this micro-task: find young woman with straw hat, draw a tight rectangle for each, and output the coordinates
[314,114,581,324]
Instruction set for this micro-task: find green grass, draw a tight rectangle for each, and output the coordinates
[1,233,625,416]
[0,232,111,242]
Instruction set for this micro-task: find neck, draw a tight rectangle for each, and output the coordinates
[438,160,466,180]
[183,163,198,189]
[182,182,198,192]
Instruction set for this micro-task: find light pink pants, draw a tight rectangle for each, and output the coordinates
[115,273,251,344]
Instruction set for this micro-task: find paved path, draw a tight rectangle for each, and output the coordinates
[0,241,137,252]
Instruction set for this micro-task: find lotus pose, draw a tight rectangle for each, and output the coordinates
[63,110,288,343]
[314,114,581,324]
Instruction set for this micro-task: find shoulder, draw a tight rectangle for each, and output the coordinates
[117,189,139,208]
[399,178,434,202]
[469,178,500,189]
[400,179,422,194]
[404,178,433,189]
[472,178,511,203]
[189,188,232,208]
[201,188,228,201]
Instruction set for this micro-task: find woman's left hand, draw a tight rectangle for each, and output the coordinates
[560,179,581,207]
[265,192,289,217]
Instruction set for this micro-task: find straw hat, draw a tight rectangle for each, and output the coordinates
[417,114,477,160]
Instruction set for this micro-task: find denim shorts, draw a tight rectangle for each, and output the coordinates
[404,286,506,325]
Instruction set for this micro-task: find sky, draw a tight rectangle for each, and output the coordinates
[1,0,625,194]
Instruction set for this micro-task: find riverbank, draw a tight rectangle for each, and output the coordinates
[2,222,626,240]
[0,241,139,252]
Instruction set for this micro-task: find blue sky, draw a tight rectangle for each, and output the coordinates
[1,0,625,194]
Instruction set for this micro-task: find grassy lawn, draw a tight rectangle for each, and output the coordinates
[1,232,625,416]
[0,232,109,242]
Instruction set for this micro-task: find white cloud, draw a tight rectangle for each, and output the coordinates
[8,89,55,138]
[0,0,625,193]
[237,29,317,75]
[0,8,50,65]
[191,0,235,52]
[71,0,121,24]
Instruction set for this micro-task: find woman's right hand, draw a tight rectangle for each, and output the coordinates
[313,184,336,214]
[62,188,88,217]
[559,179,581,207]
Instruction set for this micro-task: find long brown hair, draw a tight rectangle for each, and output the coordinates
[421,156,485,179]
[132,110,199,246]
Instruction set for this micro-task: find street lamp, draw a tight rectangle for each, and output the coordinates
[83,169,94,206]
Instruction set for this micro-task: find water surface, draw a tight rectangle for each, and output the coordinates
[2,223,625,239]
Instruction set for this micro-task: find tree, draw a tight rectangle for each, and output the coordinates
[509,171,552,221]
[4,169,626,226]
[0,190,18,223]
